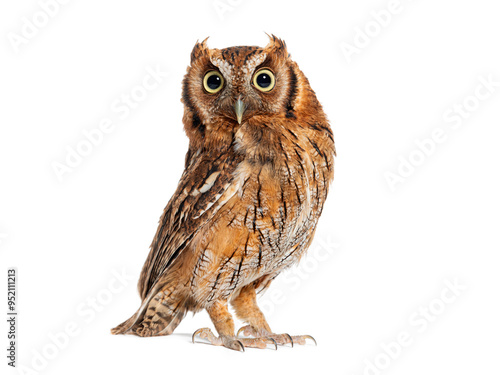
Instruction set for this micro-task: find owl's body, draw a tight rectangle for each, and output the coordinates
[112,36,335,350]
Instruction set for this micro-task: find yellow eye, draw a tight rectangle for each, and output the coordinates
[203,71,224,93]
[252,68,275,92]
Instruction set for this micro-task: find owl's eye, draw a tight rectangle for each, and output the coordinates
[203,71,224,94]
[252,68,275,92]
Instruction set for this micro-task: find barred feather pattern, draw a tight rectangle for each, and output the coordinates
[112,35,335,337]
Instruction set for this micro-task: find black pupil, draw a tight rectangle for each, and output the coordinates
[207,74,221,90]
[257,73,271,88]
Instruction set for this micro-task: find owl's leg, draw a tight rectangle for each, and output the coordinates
[192,299,277,351]
[231,284,317,347]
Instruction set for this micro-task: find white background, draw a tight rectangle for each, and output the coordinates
[1,0,499,374]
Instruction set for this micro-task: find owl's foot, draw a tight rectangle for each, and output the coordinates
[237,325,317,347]
[192,328,244,351]
[192,328,277,351]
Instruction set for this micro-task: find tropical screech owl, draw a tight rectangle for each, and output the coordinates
[112,35,336,351]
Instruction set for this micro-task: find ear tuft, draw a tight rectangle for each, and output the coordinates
[263,33,288,58]
[190,37,210,64]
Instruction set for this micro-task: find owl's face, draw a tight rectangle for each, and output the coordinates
[182,36,299,134]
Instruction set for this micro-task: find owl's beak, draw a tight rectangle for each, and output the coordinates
[233,97,246,125]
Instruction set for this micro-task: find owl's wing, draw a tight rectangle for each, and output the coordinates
[137,148,244,300]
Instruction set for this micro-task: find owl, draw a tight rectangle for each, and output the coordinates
[111,35,336,351]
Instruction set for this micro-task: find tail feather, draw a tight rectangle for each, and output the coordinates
[111,280,188,337]
[110,312,140,335]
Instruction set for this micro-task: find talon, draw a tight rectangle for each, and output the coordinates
[303,335,317,346]
[268,337,278,350]
[236,340,245,352]
[236,326,246,338]
[192,328,204,343]
[285,333,294,347]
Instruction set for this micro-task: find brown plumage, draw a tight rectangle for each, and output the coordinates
[111,35,335,350]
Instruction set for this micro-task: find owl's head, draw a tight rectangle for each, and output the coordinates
[181,35,318,145]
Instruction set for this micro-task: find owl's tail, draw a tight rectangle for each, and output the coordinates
[111,278,189,337]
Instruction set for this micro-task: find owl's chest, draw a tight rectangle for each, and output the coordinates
[275,147,328,260]
[233,140,329,267]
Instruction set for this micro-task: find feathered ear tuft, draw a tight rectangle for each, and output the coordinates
[190,37,210,64]
[264,33,288,58]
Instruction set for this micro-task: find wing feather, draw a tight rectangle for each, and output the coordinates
[138,148,244,300]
